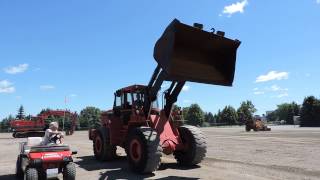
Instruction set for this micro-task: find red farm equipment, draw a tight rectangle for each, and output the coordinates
[10,110,78,138]
[88,19,241,173]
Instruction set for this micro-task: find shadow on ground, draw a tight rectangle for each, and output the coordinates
[75,155,200,180]
[0,174,15,180]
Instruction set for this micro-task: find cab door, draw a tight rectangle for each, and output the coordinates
[120,92,133,125]
[110,93,124,144]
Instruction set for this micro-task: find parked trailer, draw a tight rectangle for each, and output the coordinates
[10,110,78,138]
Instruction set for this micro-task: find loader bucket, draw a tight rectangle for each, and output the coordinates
[154,19,241,86]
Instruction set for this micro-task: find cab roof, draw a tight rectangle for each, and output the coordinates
[116,84,146,94]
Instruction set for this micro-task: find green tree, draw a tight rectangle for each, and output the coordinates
[79,107,101,129]
[25,114,32,120]
[39,108,52,115]
[182,107,189,120]
[220,106,238,125]
[266,111,277,122]
[0,115,14,131]
[172,104,181,112]
[214,110,225,124]
[0,118,9,131]
[204,112,215,124]
[275,102,300,124]
[237,101,257,124]
[300,96,320,127]
[202,112,214,127]
[16,105,25,119]
[184,104,204,126]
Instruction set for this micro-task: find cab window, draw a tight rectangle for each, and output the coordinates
[114,94,121,107]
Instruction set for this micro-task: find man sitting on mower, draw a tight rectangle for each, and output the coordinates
[42,122,64,145]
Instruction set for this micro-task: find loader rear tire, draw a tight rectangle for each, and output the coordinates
[93,128,117,161]
[126,127,162,174]
[174,125,206,166]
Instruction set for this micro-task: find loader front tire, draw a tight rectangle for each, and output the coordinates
[174,125,206,166]
[93,128,117,161]
[126,127,162,174]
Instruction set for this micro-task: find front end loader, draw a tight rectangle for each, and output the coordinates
[89,19,241,173]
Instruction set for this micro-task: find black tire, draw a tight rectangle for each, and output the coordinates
[25,168,38,180]
[13,132,17,138]
[15,155,23,178]
[126,127,162,173]
[63,162,76,180]
[245,126,251,132]
[174,125,206,166]
[93,128,117,161]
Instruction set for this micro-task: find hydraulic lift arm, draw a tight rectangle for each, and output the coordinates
[144,65,185,118]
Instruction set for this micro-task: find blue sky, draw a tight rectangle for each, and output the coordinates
[1,0,320,119]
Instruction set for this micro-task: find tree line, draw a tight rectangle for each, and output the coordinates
[75,96,320,128]
[1,95,320,131]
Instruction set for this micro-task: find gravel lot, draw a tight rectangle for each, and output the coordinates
[1,126,320,180]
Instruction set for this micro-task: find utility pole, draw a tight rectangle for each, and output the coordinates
[63,96,67,131]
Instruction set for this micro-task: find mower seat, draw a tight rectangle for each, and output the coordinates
[27,137,43,146]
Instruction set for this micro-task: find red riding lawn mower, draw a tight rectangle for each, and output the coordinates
[16,134,77,180]
[89,19,241,173]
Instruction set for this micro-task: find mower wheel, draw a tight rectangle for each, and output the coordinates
[174,125,206,166]
[126,127,162,173]
[15,155,23,178]
[93,128,117,161]
[25,168,38,180]
[63,162,76,180]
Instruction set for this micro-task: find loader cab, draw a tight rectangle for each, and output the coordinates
[113,85,147,124]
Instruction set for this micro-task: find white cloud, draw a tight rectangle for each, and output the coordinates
[182,85,190,92]
[254,91,264,95]
[305,73,311,77]
[270,85,288,92]
[40,85,55,91]
[4,64,29,74]
[222,0,248,16]
[33,67,41,71]
[16,96,22,99]
[317,0,320,4]
[69,94,77,97]
[0,80,15,93]
[277,93,289,98]
[255,71,289,83]
[253,87,258,91]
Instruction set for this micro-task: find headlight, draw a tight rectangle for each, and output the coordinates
[63,157,72,163]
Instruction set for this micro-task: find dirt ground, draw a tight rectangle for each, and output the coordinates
[1,126,320,180]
